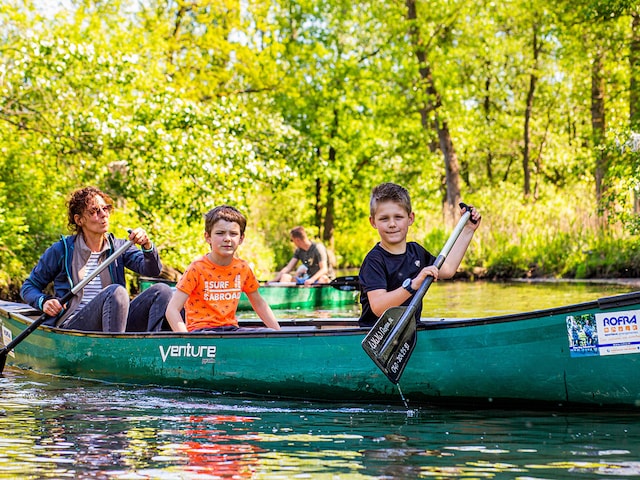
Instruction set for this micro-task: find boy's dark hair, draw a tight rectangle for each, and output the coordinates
[370,182,412,217]
[67,186,113,233]
[204,205,247,235]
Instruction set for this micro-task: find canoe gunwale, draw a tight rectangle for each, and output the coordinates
[419,290,640,330]
[597,290,640,309]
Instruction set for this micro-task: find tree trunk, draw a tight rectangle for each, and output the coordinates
[484,73,494,183]
[316,109,339,248]
[325,109,340,247]
[314,177,322,233]
[630,13,640,213]
[631,13,640,129]
[523,24,540,199]
[437,118,462,227]
[406,0,461,227]
[591,46,607,218]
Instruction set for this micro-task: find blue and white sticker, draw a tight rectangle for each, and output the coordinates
[567,309,640,357]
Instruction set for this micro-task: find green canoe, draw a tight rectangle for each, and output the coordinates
[3,290,640,408]
[139,276,360,310]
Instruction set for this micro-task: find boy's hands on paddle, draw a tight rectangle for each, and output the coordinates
[368,264,440,317]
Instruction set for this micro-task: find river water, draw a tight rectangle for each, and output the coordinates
[2,281,640,479]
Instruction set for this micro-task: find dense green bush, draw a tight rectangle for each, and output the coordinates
[2,0,640,301]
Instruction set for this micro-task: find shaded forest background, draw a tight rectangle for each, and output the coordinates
[1,0,640,299]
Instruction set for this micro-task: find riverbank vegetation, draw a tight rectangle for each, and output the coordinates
[1,0,639,300]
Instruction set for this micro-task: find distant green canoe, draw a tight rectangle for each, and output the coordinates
[4,290,640,407]
[139,276,360,310]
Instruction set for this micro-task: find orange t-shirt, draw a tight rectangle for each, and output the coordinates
[176,255,260,331]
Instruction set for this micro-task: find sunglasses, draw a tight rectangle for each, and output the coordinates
[86,205,114,217]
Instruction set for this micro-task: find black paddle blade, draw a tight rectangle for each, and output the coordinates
[361,306,417,384]
[385,321,417,384]
[0,353,6,374]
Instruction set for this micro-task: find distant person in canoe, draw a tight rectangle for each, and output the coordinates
[165,205,281,332]
[20,186,172,332]
[269,226,334,286]
[358,182,481,328]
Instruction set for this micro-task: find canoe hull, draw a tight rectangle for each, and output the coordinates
[3,291,640,408]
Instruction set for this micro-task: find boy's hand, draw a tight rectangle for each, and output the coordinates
[416,265,439,286]
[460,204,482,230]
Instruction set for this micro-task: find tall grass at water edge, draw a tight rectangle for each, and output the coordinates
[421,185,640,280]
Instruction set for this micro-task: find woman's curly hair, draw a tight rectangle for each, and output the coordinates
[67,186,113,233]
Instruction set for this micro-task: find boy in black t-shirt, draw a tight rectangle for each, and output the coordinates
[358,183,481,327]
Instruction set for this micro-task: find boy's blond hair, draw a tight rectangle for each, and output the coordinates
[204,205,247,235]
[369,182,412,217]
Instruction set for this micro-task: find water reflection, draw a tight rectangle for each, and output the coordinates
[3,370,640,479]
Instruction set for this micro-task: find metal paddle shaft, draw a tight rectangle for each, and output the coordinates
[0,238,134,373]
[362,208,472,384]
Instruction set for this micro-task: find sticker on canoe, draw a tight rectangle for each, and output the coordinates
[567,310,640,357]
[2,325,15,357]
[159,343,217,364]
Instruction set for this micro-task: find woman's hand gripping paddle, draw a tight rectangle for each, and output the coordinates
[361,205,474,384]
[0,236,134,373]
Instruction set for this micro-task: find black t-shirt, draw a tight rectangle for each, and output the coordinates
[358,242,436,327]
[294,242,333,278]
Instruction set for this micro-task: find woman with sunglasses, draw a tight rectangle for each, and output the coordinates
[20,186,172,332]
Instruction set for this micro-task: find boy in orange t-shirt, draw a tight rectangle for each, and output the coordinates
[166,206,281,332]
